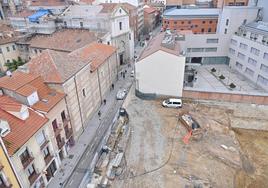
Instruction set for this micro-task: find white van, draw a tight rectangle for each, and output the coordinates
[162,98,182,108]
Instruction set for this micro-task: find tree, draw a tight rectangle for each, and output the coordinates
[5,57,25,71]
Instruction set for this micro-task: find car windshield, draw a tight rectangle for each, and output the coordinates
[165,99,170,103]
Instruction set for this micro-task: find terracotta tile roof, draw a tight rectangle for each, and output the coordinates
[144,7,157,14]
[121,3,137,11]
[100,3,118,13]
[138,33,181,61]
[0,71,65,112]
[29,0,68,6]
[70,42,116,71]
[0,101,22,112]
[28,49,88,83]
[0,95,48,155]
[28,29,102,52]
[79,0,95,4]
[0,71,39,91]
[0,23,19,45]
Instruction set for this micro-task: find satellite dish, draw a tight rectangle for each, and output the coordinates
[6,70,12,77]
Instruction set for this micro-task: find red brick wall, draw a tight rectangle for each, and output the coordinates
[162,18,218,34]
[182,90,268,105]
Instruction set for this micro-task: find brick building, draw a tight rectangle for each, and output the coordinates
[162,8,220,34]
[144,7,160,34]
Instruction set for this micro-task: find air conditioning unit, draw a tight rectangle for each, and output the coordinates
[0,120,10,137]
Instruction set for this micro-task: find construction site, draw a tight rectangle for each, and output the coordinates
[87,87,268,188]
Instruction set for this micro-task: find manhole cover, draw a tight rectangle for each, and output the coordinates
[69,155,74,159]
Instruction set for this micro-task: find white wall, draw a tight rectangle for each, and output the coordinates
[136,50,185,97]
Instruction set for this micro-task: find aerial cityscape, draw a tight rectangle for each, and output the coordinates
[0,0,267,187]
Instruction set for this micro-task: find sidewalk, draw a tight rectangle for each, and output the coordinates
[48,64,133,188]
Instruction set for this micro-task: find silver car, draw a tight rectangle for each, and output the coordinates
[116,89,127,100]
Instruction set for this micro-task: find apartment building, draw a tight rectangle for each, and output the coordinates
[228,21,268,91]
[166,0,196,9]
[0,23,20,72]
[26,42,118,139]
[61,4,134,64]
[144,7,160,34]
[0,71,72,187]
[162,8,220,34]
[213,0,249,8]
[0,137,21,188]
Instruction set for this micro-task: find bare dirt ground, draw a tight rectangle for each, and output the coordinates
[112,93,268,188]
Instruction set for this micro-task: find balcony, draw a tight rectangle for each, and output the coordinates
[44,154,53,166]
[21,155,34,169]
[28,172,40,186]
[62,118,70,128]
[57,138,65,149]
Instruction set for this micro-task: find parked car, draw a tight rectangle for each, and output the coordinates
[130,70,134,77]
[116,89,127,100]
[162,98,182,108]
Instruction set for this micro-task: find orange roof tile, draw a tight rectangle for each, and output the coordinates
[16,84,37,97]
[0,102,22,112]
[0,96,48,155]
[69,42,116,72]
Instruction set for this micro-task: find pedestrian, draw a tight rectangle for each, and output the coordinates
[103,99,106,105]
[121,71,123,77]
[125,69,127,73]
[123,72,125,79]
[111,84,114,90]
[98,111,101,118]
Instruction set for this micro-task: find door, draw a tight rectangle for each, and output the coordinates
[119,54,124,65]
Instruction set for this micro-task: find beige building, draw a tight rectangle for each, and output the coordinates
[166,0,196,6]
[27,42,118,139]
[0,23,20,72]
[0,71,72,187]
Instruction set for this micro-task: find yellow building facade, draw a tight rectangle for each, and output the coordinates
[0,138,21,188]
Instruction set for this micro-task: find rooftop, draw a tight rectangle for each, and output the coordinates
[241,21,268,36]
[27,49,88,83]
[29,0,69,7]
[163,8,220,18]
[0,95,48,155]
[0,23,19,45]
[70,42,117,71]
[63,5,103,17]
[0,71,65,112]
[138,32,181,61]
[27,29,103,52]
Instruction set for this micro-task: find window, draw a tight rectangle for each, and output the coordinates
[52,119,58,131]
[248,58,257,66]
[119,9,121,13]
[43,147,50,157]
[27,164,36,177]
[264,53,268,60]
[6,60,10,63]
[107,41,110,45]
[250,33,258,40]
[0,48,2,53]
[209,20,213,24]
[231,39,237,45]
[257,75,268,86]
[61,111,66,121]
[12,45,16,50]
[181,21,184,24]
[36,130,46,146]
[237,52,245,60]
[226,19,229,26]
[202,21,206,24]
[260,64,268,74]
[206,38,219,43]
[129,33,131,40]
[39,49,42,53]
[243,19,247,25]
[224,28,227,34]
[6,46,10,52]
[245,68,254,77]
[250,47,260,56]
[119,22,122,30]
[239,43,248,50]
[82,88,86,97]
[208,28,211,32]
[205,48,217,52]
[64,21,67,27]
[191,48,204,52]
[174,21,177,24]
[80,22,83,28]
[236,62,243,70]
[201,28,204,32]
[20,149,31,165]
[187,48,191,52]
[34,49,38,54]
[188,21,191,24]
[229,48,235,54]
